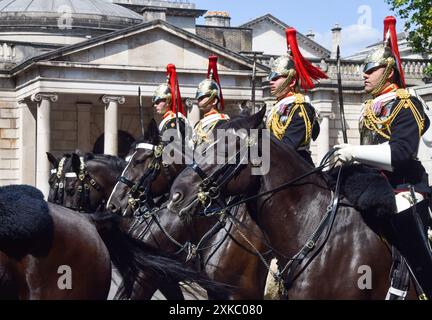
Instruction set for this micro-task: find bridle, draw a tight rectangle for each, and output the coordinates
[64,156,104,212]
[185,132,259,215]
[179,130,345,295]
[115,142,178,216]
[49,156,68,205]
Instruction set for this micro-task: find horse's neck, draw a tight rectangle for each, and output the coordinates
[257,145,333,255]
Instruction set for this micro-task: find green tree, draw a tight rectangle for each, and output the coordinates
[386,0,432,55]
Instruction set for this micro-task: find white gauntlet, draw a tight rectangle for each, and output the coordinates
[335,143,393,172]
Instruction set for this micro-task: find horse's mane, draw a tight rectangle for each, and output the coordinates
[217,113,314,170]
[217,115,262,130]
[85,153,127,172]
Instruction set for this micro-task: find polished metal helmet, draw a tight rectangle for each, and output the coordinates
[195,77,221,102]
[363,45,395,74]
[267,28,327,96]
[267,54,296,82]
[152,82,172,106]
[363,16,405,95]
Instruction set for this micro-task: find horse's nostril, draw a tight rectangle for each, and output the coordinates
[172,192,183,203]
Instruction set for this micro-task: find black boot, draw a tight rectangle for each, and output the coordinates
[384,200,432,299]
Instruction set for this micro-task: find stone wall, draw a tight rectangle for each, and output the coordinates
[0,98,19,186]
[196,25,252,53]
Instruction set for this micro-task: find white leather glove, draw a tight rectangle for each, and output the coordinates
[334,143,393,172]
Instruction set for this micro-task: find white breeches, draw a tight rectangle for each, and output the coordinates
[395,191,425,213]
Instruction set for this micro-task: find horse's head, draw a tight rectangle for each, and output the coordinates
[168,107,267,218]
[61,152,123,212]
[107,119,182,217]
[46,152,71,204]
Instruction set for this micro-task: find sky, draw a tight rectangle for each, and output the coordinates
[192,0,406,56]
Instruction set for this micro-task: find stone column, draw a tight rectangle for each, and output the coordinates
[317,114,330,163]
[77,103,92,153]
[31,93,58,198]
[102,95,125,156]
[18,100,36,186]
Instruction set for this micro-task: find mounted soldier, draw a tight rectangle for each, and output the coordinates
[335,16,432,298]
[152,63,189,137]
[192,55,230,147]
[266,27,328,166]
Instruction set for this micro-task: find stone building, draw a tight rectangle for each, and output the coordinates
[0,0,431,197]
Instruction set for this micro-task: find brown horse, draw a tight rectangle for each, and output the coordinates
[107,119,271,299]
[167,108,417,299]
[0,185,229,300]
[127,203,269,300]
[46,152,190,300]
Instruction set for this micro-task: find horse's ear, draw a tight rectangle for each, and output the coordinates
[250,106,266,128]
[46,152,58,168]
[84,152,95,162]
[71,153,81,174]
[74,149,84,157]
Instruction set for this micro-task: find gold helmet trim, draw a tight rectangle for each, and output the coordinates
[152,83,172,106]
[195,78,220,107]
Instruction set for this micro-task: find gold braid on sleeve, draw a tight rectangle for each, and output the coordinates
[362,89,425,140]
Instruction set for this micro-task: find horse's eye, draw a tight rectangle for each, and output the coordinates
[133,159,146,166]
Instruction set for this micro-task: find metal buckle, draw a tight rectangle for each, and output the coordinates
[306,240,315,249]
[154,145,163,158]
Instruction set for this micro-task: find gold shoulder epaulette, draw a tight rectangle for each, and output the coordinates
[363,88,424,140]
[396,88,410,100]
[294,93,305,105]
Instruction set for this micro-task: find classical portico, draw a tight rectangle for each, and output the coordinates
[31,93,58,196]
[6,19,267,196]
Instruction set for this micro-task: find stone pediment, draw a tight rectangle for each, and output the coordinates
[37,20,267,73]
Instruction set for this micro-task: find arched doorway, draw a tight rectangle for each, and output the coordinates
[93,130,135,159]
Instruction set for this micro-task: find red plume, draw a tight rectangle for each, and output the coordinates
[383,16,405,87]
[166,64,185,116]
[286,28,328,91]
[207,55,224,110]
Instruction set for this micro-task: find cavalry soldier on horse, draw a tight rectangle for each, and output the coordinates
[335,16,432,298]
[152,63,189,136]
[266,27,328,166]
[192,55,230,147]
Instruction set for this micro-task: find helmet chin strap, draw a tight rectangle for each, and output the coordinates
[371,58,395,97]
[199,90,217,109]
[272,70,296,98]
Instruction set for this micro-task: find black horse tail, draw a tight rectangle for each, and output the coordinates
[89,212,230,300]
